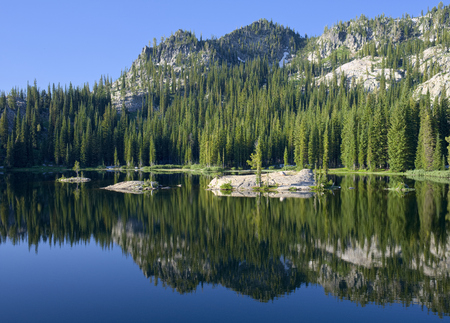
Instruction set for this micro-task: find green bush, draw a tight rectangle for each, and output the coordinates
[220,182,233,190]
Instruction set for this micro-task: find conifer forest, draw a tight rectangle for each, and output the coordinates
[2,5,450,172]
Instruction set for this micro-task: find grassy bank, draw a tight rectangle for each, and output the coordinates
[328,168,405,176]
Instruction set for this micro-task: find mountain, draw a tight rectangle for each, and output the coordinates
[111,4,450,114]
[111,19,304,111]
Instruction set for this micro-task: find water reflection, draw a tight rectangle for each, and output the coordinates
[0,172,449,316]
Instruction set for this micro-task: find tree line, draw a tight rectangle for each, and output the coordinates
[1,8,450,171]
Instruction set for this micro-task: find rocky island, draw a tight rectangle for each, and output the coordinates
[58,177,91,183]
[207,169,315,198]
[102,180,159,194]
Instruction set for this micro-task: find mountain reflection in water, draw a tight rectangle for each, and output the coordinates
[0,172,449,317]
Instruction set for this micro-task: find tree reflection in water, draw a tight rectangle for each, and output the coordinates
[0,172,449,317]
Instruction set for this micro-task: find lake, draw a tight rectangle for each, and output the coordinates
[0,171,449,322]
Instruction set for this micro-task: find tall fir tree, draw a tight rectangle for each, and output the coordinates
[388,103,408,172]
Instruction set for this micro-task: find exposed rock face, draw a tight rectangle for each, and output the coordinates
[207,169,315,192]
[312,14,437,60]
[414,73,450,101]
[315,56,403,91]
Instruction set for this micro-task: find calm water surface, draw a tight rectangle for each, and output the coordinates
[0,171,449,322]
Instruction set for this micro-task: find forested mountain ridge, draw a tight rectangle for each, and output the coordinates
[2,3,450,170]
[111,19,304,111]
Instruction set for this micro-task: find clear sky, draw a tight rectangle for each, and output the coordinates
[0,0,445,93]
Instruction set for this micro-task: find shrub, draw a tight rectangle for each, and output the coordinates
[220,182,233,190]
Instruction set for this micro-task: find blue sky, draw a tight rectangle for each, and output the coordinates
[0,0,445,92]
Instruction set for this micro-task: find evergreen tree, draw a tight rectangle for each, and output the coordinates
[0,110,7,149]
[283,146,288,169]
[247,138,262,187]
[323,124,329,171]
[388,103,408,171]
[73,160,80,178]
[114,147,119,167]
[5,136,14,168]
[432,134,444,170]
[415,111,435,170]
[341,106,357,169]
[294,118,307,169]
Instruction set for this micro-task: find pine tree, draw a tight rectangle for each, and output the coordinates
[114,147,119,167]
[368,101,388,169]
[446,136,450,167]
[283,146,288,169]
[294,118,307,169]
[388,103,408,171]
[5,135,14,168]
[247,138,262,187]
[432,134,443,170]
[415,111,435,170]
[73,160,80,178]
[323,124,329,171]
[341,106,357,169]
[0,110,7,149]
